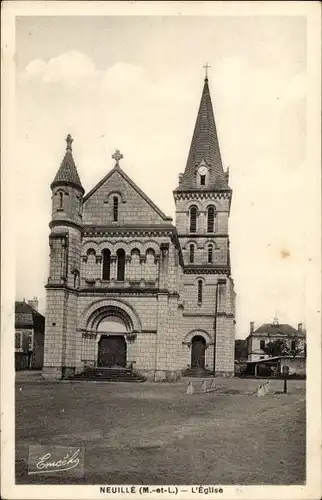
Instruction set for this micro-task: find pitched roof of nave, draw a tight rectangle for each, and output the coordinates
[51,134,84,193]
[83,160,173,222]
[175,76,230,192]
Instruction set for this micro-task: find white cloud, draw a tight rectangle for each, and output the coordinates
[24,51,98,87]
[22,51,151,94]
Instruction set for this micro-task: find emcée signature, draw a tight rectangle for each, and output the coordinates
[29,449,81,474]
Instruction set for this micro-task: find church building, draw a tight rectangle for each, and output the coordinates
[43,74,236,381]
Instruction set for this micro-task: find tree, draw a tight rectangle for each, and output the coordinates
[234,339,248,360]
[288,338,305,358]
[263,338,305,358]
[263,340,288,357]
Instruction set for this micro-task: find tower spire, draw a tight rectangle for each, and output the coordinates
[175,73,230,191]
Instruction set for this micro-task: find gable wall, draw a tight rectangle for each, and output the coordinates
[83,170,167,226]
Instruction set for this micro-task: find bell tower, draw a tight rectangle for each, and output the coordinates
[43,135,84,380]
[174,72,236,376]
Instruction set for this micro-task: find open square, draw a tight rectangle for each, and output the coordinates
[15,377,305,485]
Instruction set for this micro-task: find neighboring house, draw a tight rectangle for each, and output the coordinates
[15,299,45,370]
[245,319,306,376]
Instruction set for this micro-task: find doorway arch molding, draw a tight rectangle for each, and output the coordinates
[183,328,214,347]
[79,298,142,332]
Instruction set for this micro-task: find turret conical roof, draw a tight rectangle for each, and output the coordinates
[51,134,84,193]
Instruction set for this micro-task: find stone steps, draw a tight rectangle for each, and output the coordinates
[71,367,146,383]
[182,368,214,378]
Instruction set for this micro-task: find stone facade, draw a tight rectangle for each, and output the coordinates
[43,78,236,381]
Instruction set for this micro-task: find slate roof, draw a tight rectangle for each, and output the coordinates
[51,135,84,193]
[252,323,305,337]
[15,301,45,330]
[175,77,230,192]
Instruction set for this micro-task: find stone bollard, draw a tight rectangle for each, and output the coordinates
[210,378,216,390]
[201,380,208,393]
[257,384,265,397]
[186,382,194,395]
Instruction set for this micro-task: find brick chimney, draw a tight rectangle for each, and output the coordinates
[250,321,254,334]
[28,297,39,311]
[298,323,303,334]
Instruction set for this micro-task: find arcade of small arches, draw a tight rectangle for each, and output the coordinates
[81,245,160,284]
[188,241,217,264]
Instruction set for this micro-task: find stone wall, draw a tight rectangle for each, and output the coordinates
[83,169,168,226]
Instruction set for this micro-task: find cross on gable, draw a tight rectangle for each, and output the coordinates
[112,149,123,166]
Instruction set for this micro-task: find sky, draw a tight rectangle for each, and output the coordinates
[14,14,310,338]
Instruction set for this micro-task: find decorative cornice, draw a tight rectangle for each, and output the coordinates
[183,313,215,318]
[77,287,178,296]
[51,180,85,195]
[82,224,175,238]
[78,328,157,334]
[173,191,231,201]
[216,312,235,318]
[178,233,228,238]
[49,231,68,239]
[45,284,79,295]
[49,219,83,231]
[184,266,230,275]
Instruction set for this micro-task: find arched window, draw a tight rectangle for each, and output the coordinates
[208,244,213,264]
[207,206,216,233]
[102,249,111,281]
[189,244,195,263]
[59,192,64,209]
[190,206,197,233]
[197,280,203,304]
[200,175,206,186]
[113,196,119,222]
[117,249,125,281]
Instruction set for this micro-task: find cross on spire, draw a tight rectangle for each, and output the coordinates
[112,149,123,166]
[203,62,211,80]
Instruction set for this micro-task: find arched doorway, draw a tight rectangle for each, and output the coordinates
[97,316,127,368]
[191,335,206,369]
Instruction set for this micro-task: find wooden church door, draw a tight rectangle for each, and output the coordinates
[191,335,206,369]
[97,335,127,368]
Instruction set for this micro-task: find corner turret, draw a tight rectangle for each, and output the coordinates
[43,135,83,380]
[50,134,84,228]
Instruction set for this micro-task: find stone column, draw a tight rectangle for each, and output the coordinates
[214,278,234,377]
[95,255,102,284]
[110,255,117,282]
[199,210,205,233]
[140,255,146,287]
[125,255,131,285]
